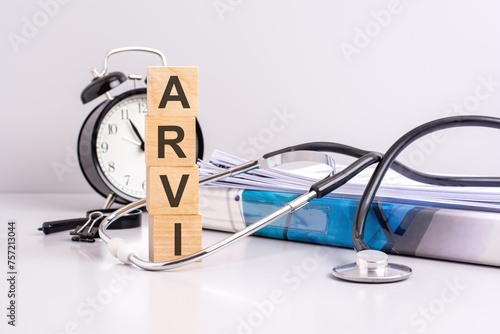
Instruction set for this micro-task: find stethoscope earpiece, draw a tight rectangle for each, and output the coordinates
[81,71,127,104]
[332,250,412,283]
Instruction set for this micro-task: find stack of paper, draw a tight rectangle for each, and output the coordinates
[198,150,500,212]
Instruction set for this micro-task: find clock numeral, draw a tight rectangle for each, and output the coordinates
[101,142,109,153]
[139,102,147,113]
[121,109,129,120]
[124,175,130,185]
[108,162,115,173]
[108,124,118,135]
[142,180,146,190]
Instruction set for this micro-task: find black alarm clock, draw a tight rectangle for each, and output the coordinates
[77,47,204,206]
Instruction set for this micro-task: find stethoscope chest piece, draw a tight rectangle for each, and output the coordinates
[332,250,412,283]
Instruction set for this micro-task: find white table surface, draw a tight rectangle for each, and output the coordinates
[0,193,499,334]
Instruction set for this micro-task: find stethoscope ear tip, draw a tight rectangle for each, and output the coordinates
[332,250,412,283]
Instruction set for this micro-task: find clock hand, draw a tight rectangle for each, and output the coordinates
[128,119,145,151]
[122,136,142,146]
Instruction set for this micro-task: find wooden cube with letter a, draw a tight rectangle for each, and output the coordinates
[147,67,198,117]
[146,166,199,215]
[149,214,202,262]
[145,115,196,167]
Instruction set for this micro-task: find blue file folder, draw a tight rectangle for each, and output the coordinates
[200,187,500,267]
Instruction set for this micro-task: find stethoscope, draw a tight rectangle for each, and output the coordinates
[99,115,500,283]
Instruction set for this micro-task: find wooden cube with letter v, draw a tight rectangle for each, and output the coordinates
[146,166,199,215]
[146,66,201,262]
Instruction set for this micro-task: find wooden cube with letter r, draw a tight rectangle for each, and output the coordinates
[145,115,196,167]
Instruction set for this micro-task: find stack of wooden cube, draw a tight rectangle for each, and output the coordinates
[146,66,201,262]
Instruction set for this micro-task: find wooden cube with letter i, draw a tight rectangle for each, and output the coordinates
[146,66,201,262]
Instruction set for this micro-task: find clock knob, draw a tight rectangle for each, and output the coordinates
[81,71,127,104]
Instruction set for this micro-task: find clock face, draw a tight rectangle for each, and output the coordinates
[95,93,148,199]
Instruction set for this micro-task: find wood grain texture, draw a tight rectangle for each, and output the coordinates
[149,214,202,262]
[146,166,199,215]
[146,66,201,264]
[147,66,199,117]
[145,116,196,167]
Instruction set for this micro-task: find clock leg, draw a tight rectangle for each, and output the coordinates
[103,192,118,209]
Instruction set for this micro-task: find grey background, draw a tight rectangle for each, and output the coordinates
[1,0,500,194]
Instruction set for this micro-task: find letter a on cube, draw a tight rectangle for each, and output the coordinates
[147,67,199,117]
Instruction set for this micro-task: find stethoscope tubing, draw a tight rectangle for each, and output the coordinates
[103,191,316,271]
[99,115,500,273]
[352,115,500,251]
[99,151,336,270]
